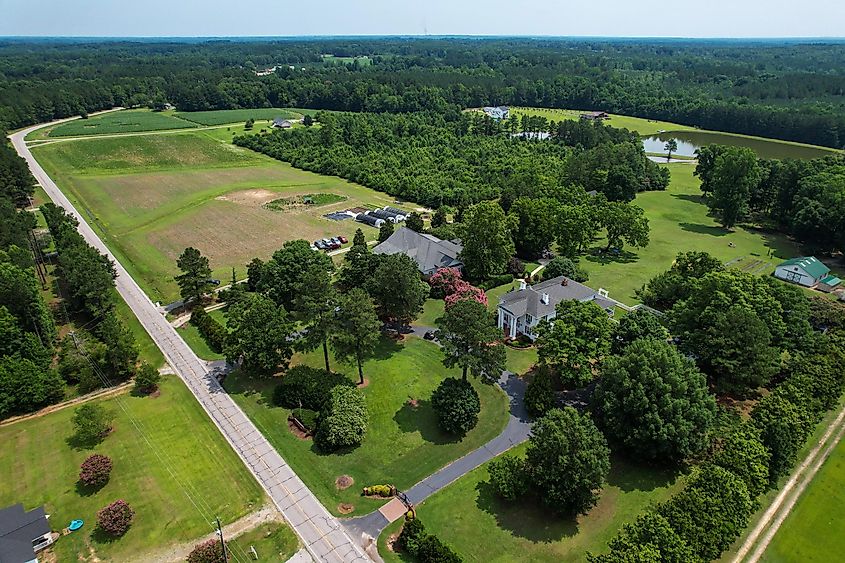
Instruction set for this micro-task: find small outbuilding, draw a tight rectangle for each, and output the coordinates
[774,256,834,288]
[0,503,53,563]
[580,111,610,121]
[272,118,293,129]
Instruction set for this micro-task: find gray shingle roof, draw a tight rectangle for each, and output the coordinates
[499,276,606,318]
[0,504,50,563]
[373,227,463,274]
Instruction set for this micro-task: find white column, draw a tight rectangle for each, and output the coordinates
[510,315,517,338]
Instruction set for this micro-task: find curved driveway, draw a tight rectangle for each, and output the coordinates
[10,116,370,563]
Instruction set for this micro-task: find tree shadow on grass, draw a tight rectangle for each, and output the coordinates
[65,433,105,452]
[90,526,124,546]
[474,481,578,542]
[606,455,684,493]
[670,193,707,205]
[393,400,462,446]
[584,249,640,266]
[222,368,276,407]
[679,222,730,237]
[74,479,107,498]
[372,336,404,360]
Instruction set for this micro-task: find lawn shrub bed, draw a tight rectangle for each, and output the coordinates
[273,366,354,411]
[315,386,368,451]
[189,308,227,353]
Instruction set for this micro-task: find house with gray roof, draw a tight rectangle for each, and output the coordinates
[0,504,53,563]
[497,276,614,340]
[373,227,463,276]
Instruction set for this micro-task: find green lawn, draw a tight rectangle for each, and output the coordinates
[581,163,801,304]
[228,522,299,562]
[31,132,392,303]
[761,433,845,562]
[44,109,197,137]
[505,346,538,376]
[379,443,684,562]
[414,298,445,327]
[174,108,303,126]
[508,107,696,137]
[177,308,227,361]
[0,376,264,562]
[224,336,509,516]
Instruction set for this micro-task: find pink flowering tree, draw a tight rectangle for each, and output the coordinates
[96,500,134,537]
[445,281,488,308]
[79,454,113,488]
[428,267,463,299]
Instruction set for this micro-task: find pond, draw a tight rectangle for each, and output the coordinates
[642,130,838,160]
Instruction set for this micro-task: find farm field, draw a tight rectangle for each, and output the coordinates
[378,443,684,562]
[44,109,198,138]
[580,163,802,303]
[30,131,396,303]
[759,432,845,562]
[224,336,510,516]
[0,376,264,562]
[174,108,304,125]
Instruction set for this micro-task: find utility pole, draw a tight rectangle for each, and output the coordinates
[215,517,228,562]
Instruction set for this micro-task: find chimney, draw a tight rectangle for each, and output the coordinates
[561,277,569,286]
[541,292,549,305]
[519,280,527,291]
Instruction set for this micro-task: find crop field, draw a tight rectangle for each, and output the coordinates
[44,109,197,137]
[31,131,398,303]
[0,376,264,562]
[174,108,304,126]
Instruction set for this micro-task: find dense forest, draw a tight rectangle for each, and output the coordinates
[234,111,668,207]
[2,38,845,147]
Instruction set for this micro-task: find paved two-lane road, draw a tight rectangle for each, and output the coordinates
[10,118,371,563]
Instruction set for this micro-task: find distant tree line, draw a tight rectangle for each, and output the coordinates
[2,38,845,148]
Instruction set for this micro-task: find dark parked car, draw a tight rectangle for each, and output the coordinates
[423,330,436,341]
[338,235,348,244]
[207,279,221,286]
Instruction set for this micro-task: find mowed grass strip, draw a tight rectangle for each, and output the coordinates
[760,432,845,562]
[224,336,510,516]
[47,109,197,137]
[0,376,264,562]
[174,108,303,126]
[507,106,696,137]
[379,443,684,562]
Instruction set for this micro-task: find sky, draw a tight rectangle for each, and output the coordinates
[2,0,845,38]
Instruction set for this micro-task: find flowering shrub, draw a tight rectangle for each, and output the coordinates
[79,454,113,488]
[96,499,134,536]
[428,267,463,298]
[444,282,488,308]
[187,538,229,563]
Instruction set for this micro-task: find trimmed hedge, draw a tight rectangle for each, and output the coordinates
[314,386,368,451]
[272,366,354,411]
[189,308,227,353]
[479,273,516,291]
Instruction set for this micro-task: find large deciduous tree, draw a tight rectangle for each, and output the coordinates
[508,197,558,259]
[593,338,716,462]
[751,390,813,485]
[599,201,650,251]
[331,288,381,385]
[637,250,724,310]
[525,407,610,515]
[708,146,761,228]
[459,201,515,280]
[610,308,668,354]
[175,247,213,304]
[225,293,294,375]
[366,253,428,325]
[536,300,612,388]
[258,239,334,311]
[435,298,506,382]
[294,265,338,373]
[588,511,696,563]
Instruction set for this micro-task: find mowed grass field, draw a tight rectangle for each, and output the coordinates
[0,376,264,562]
[508,106,696,136]
[379,443,684,562]
[224,336,509,516]
[760,433,845,562]
[174,108,304,126]
[580,163,801,304]
[31,131,396,303]
[45,109,198,137]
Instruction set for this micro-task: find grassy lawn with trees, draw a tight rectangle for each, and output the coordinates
[224,335,509,516]
[580,163,801,303]
[228,522,299,562]
[379,443,684,562]
[0,376,264,562]
[30,132,395,303]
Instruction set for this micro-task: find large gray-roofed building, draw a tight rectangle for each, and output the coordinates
[0,503,53,563]
[497,275,614,340]
[373,227,463,276]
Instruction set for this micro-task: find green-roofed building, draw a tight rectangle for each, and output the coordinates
[774,256,833,288]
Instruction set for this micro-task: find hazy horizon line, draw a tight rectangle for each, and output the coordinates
[2,34,845,41]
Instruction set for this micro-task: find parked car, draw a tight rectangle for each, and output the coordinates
[423,330,437,341]
[314,240,326,250]
[338,235,348,244]
[207,279,221,286]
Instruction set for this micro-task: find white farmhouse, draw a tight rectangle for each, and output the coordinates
[497,276,614,340]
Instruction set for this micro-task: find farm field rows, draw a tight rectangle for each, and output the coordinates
[174,107,304,125]
[30,131,397,302]
[224,336,510,516]
[0,376,264,562]
[378,443,684,562]
[44,109,198,137]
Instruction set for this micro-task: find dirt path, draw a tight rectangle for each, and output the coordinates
[127,504,285,562]
[732,402,845,562]
[0,382,133,427]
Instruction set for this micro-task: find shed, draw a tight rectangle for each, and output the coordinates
[272,118,292,129]
[774,256,831,288]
